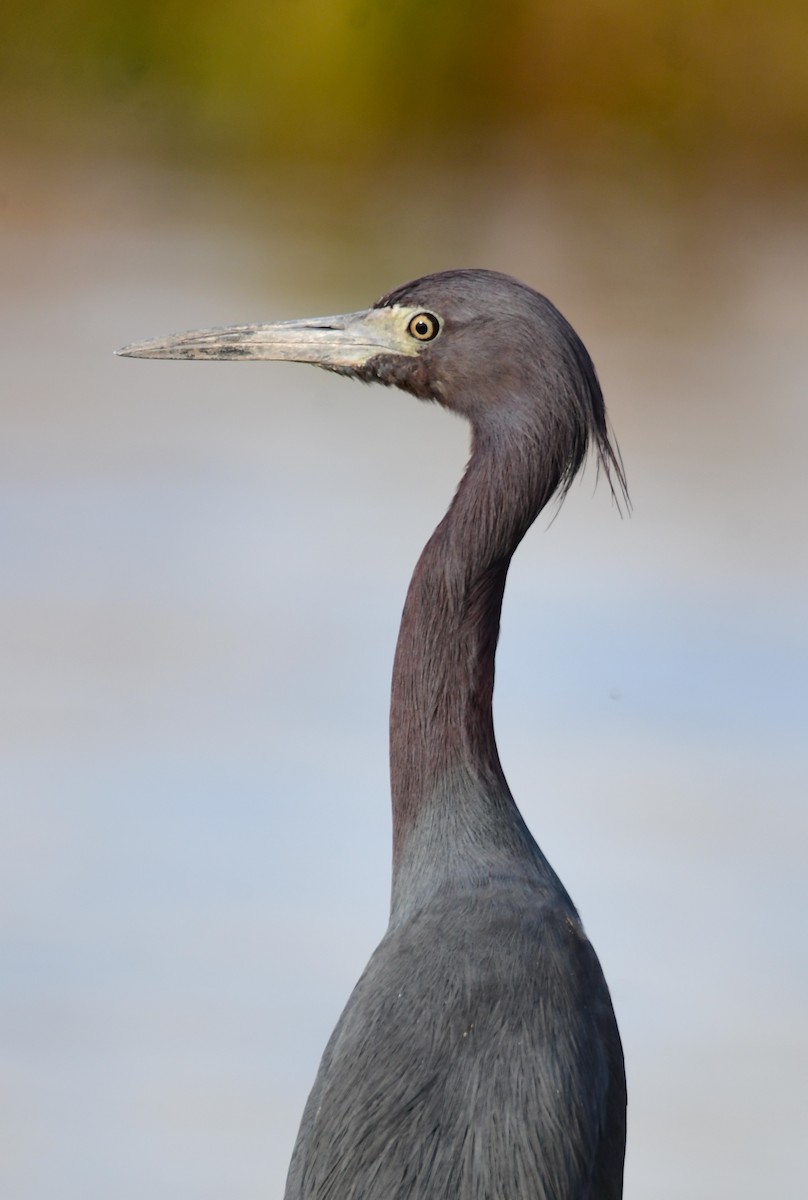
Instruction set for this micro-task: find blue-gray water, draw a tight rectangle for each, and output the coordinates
[2,155,806,1199]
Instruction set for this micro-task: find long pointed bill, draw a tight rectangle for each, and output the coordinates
[116,307,424,369]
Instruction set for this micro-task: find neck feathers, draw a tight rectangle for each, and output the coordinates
[388,420,566,907]
[383,292,627,915]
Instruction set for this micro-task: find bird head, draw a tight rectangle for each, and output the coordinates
[117,268,627,505]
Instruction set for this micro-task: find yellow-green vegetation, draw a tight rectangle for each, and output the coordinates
[2,0,807,177]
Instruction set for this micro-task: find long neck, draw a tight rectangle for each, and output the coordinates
[389,420,562,915]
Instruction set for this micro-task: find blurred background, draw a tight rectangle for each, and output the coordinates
[1,3,806,1198]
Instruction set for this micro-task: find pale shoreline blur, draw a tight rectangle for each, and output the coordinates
[1,153,806,1200]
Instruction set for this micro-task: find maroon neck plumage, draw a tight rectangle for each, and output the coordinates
[388,418,566,906]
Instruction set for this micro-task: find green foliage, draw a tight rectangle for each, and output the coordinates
[2,0,807,174]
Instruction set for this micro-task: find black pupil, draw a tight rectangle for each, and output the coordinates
[415,320,429,336]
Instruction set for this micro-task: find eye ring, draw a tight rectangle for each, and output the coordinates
[407,312,440,342]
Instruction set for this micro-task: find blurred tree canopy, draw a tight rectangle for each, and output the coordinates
[2,0,807,178]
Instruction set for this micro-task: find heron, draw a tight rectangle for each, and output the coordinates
[119,268,628,1199]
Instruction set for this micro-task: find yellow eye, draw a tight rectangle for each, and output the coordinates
[407,312,440,342]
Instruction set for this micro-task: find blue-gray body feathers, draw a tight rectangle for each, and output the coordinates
[286,875,624,1198]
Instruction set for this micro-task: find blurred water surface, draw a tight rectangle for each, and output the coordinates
[1,155,806,1200]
